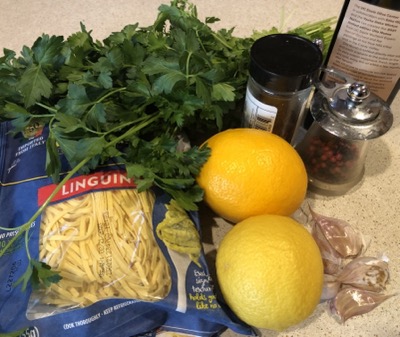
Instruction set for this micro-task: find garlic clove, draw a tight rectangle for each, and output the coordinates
[309,206,365,259]
[321,274,341,301]
[311,215,343,275]
[337,256,390,292]
[322,252,343,276]
[328,287,397,323]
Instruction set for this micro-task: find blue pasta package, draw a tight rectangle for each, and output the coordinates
[0,121,255,337]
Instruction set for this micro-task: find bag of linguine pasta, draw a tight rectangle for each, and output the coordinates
[0,121,255,337]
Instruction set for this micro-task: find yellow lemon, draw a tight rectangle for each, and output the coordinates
[216,214,324,331]
[196,128,307,223]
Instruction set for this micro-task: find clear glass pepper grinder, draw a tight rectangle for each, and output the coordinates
[296,68,393,195]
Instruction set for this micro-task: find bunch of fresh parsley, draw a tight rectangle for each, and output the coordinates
[0,0,335,289]
[0,0,254,210]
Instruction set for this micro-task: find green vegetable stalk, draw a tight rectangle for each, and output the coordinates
[0,0,335,289]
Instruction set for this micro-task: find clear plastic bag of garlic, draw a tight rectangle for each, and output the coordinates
[294,203,397,323]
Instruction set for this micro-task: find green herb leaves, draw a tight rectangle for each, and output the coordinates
[16,35,65,107]
[15,260,62,291]
[0,0,254,211]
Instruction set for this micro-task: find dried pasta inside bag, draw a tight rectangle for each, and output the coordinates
[30,188,171,316]
[0,121,256,336]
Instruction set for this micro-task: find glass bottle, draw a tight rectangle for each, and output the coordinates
[324,0,400,105]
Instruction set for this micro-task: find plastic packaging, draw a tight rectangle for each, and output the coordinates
[0,121,255,337]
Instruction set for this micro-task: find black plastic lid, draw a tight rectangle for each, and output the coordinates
[249,34,323,92]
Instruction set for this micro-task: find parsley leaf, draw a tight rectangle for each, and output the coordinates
[18,65,52,107]
[14,259,61,291]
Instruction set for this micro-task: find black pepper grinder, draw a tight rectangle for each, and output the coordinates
[296,68,393,195]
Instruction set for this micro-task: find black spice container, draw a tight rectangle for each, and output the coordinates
[243,34,323,145]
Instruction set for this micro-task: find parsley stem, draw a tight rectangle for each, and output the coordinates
[103,112,154,138]
[211,32,233,50]
[186,51,192,84]
[0,157,91,259]
[97,87,127,103]
[24,226,32,261]
[105,112,161,147]
[35,102,57,114]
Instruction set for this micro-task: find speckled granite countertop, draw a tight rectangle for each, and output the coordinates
[1,1,398,336]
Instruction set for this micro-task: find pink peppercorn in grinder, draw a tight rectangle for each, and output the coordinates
[296,68,393,195]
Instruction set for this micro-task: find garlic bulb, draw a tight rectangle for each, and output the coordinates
[329,287,396,323]
[306,205,394,324]
[337,256,390,292]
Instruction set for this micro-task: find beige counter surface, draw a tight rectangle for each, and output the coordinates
[1,1,399,336]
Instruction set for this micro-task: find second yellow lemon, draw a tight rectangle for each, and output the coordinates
[216,214,324,331]
[196,128,307,223]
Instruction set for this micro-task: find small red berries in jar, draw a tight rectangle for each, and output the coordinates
[296,69,393,195]
[296,123,369,194]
